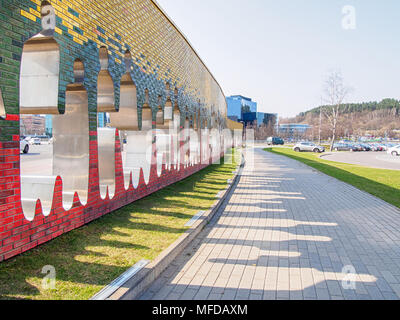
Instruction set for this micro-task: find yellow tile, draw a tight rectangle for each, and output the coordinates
[62,20,73,29]
[29,8,41,18]
[55,27,63,35]
[73,37,83,45]
[20,9,37,22]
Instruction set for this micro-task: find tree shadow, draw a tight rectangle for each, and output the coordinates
[267,149,400,209]
[0,156,237,299]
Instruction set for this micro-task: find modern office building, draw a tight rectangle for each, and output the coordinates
[242,112,277,128]
[279,123,312,137]
[97,113,110,128]
[20,115,46,136]
[226,95,257,121]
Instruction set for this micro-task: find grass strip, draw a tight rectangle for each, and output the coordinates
[0,150,238,300]
[265,147,400,209]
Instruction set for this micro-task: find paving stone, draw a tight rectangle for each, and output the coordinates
[221,289,237,300]
[139,149,400,301]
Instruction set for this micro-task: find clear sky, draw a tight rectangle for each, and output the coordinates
[156,0,400,117]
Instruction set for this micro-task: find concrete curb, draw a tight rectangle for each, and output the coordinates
[97,153,245,300]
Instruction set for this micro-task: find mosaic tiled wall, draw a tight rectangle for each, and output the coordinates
[0,0,232,261]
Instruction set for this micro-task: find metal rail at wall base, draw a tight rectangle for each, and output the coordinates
[90,151,246,300]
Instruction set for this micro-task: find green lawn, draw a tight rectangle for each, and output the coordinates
[265,147,400,209]
[0,149,239,300]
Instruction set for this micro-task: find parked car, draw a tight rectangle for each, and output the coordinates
[332,143,359,152]
[359,144,371,151]
[369,143,380,151]
[293,142,325,153]
[353,144,364,151]
[20,139,29,154]
[380,143,389,151]
[388,145,400,156]
[32,137,41,145]
[267,137,284,145]
[370,143,384,151]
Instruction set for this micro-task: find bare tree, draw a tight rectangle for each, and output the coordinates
[322,71,352,151]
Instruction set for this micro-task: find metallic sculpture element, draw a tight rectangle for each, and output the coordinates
[21,175,57,221]
[222,128,233,154]
[19,35,60,115]
[97,47,116,112]
[124,130,153,187]
[201,120,209,165]
[189,128,199,166]
[108,52,140,190]
[156,104,167,130]
[19,1,60,115]
[211,110,217,129]
[158,96,174,173]
[183,115,190,166]
[98,128,116,198]
[164,99,173,122]
[192,110,201,164]
[156,129,170,176]
[120,89,154,187]
[134,89,154,183]
[210,127,221,164]
[97,46,117,199]
[53,59,89,208]
[142,89,153,130]
[164,99,173,123]
[0,88,5,119]
[156,101,171,175]
[109,62,139,130]
[171,103,181,169]
[19,6,59,220]
[20,59,90,220]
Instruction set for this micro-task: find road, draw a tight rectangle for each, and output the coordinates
[20,144,53,175]
[322,151,400,171]
[139,148,400,300]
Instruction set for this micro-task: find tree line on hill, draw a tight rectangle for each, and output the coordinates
[280,98,400,140]
[301,98,400,117]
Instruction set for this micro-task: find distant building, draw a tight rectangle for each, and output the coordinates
[226,95,257,121]
[242,112,277,128]
[226,95,279,133]
[98,113,109,128]
[279,123,311,138]
[20,115,46,136]
[227,115,239,122]
[45,115,52,136]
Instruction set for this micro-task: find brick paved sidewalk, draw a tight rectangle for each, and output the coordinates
[139,148,400,300]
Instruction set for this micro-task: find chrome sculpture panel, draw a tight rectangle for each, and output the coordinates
[98,128,116,199]
[19,35,60,114]
[123,130,153,187]
[53,59,89,207]
[97,47,117,199]
[171,104,181,169]
[109,73,138,130]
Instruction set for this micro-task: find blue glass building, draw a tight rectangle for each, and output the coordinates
[226,95,257,121]
[98,113,109,128]
[242,112,277,128]
[279,123,312,137]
